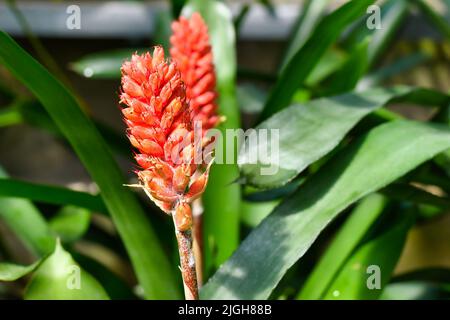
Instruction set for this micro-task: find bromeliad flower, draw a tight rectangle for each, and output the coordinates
[120,46,213,300]
[170,12,220,131]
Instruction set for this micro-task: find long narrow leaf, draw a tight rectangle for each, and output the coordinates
[259,0,374,120]
[280,0,333,70]
[298,194,388,299]
[202,120,450,299]
[0,178,107,213]
[25,240,109,300]
[0,168,55,256]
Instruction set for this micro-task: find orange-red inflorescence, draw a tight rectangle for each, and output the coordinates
[170,13,220,131]
[120,47,212,218]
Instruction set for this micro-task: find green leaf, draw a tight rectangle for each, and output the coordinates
[183,0,242,272]
[380,281,450,300]
[0,31,180,299]
[280,0,333,70]
[358,53,430,90]
[202,120,450,299]
[234,4,250,33]
[25,240,109,300]
[0,260,41,281]
[0,178,107,213]
[323,212,414,299]
[171,0,186,18]
[393,267,450,284]
[72,253,137,299]
[240,87,450,189]
[154,10,173,53]
[259,0,374,120]
[237,83,267,114]
[0,106,22,127]
[366,0,409,66]
[415,0,450,39]
[320,38,369,96]
[343,0,409,67]
[298,194,388,299]
[49,206,91,243]
[70,48,146,79]
[0,168,55,256]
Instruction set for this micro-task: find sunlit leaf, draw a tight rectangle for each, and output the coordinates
[260,0,374,120]
[0,178,107,213]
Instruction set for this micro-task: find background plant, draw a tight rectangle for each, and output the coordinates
[0,0,449,300]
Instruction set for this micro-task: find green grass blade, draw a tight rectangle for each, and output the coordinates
[0,260,41,281]
[183,0,242,272]
[415,0,450,39]
[323,212,414,299]
[202,120,450,299]
[49,206,91,243]
[259,0,374,121]
[0,106,22,127]
[0,31,180,299]
[304,48,347,87]
[298,194,388,299]
[0,178,107,213]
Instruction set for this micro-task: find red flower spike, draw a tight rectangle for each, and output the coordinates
[120,47,212,214]
[170,12,220,131]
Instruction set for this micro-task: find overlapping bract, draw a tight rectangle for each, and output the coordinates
[120,47,213,216]
[170,12,220,130]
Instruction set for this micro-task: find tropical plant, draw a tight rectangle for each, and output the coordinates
[0,0,449,300]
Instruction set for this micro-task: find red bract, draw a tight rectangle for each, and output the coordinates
[120,47,212,216]
[170,12,220,131]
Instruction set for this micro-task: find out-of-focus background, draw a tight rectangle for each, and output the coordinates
[0,0,449,298]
